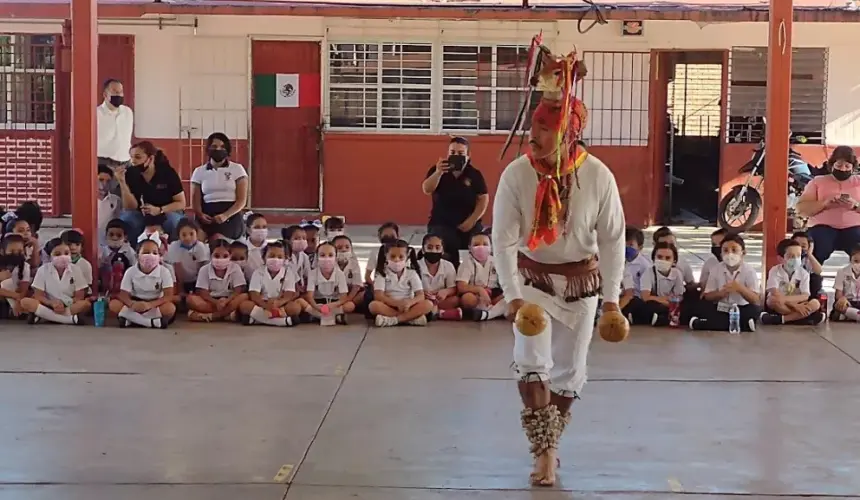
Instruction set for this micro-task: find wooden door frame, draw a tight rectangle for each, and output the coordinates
[248,35,325,213]
[648,48,729,224]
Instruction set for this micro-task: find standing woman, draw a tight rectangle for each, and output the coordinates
[190,132,249,241]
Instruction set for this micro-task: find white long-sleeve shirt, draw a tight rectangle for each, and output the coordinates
[96,102,133,162]
[492,154,626,305]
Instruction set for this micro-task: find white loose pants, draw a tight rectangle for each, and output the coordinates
[512,284,597,397]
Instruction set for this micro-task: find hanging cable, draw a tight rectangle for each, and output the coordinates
[577,0,608,34]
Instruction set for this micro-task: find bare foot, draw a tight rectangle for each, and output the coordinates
[188,311,213,322]
[530,449,557,487]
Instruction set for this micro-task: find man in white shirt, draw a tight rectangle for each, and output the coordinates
[97,78,133,168]
[492,40,627,487]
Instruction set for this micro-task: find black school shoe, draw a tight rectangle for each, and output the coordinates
[805,311,826,325]
[760,312,783,326]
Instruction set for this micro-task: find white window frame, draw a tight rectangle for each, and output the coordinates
[326,42,433,133]
[0,34,56,131]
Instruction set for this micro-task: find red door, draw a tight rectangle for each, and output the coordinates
[251,40,321,210]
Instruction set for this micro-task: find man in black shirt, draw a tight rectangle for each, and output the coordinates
[422,137,489,267]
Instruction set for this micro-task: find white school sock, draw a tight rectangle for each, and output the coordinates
[487,300,507,320]
[119,306,158,328]
[846,307,860,322]
[250,305,288,326]
[35,304,75,324]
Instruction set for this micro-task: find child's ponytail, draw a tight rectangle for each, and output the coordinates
[407,246,421,272]
[374,244,387,277]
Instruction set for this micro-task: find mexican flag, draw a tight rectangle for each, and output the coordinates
[253,73,320,108]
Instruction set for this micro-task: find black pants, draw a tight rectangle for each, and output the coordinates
[809,272,823,296]
[623,297,672,326]
[427,222,483,269]
[680,288,701,324]
[696,302,760,331]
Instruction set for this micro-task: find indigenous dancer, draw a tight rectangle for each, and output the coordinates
[492,36,629,486]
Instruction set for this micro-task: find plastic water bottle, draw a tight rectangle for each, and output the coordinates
[728,303,741,334]
[668,296,681,327]
[94,298,107,327]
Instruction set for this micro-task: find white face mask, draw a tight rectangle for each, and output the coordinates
[654,260,673,274]
[852,263,860,275]
[784,256,801,274]
[723,253,742,267]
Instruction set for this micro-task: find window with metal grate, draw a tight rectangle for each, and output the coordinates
[0,34,56,130]
[727,47,827,144]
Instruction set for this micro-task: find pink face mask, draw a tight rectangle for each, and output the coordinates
[211,257,230,270]
[387,260,406,273]
[292,240,308,253]
[471,245,491,262]
[250,228,268,243]
[139,253,160,271]
[266,257,284,272]
[52,254,71,270]
[318,256,336,272]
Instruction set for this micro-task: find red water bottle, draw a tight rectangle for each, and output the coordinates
[818,292,828,316]
[111,261,125,296]
[669,296,681,327]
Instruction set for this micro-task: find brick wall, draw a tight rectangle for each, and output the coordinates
[0,133,54,213]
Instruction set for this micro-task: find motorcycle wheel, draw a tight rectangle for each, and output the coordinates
[718,185,762,231]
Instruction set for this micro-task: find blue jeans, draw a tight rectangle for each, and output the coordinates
[120,209,184,244]
[807,224,860,264]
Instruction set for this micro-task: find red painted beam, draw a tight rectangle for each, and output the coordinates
[762,0,793,276]
[71,0,98,264]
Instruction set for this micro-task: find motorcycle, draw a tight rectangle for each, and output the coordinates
[717,133,822,232]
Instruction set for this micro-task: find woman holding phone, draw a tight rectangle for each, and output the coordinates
[421,136,489,268]
[796,146,860,264]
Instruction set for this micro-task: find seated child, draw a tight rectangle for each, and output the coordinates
[369,239,433,327]
[229,240,253,281]
[365,222,400,285]
[831,244,860,321]
[97,164,121,244]
[165,218,210,296]
[282,225,311,292]
[7,217,40,269]
[239,241,299,327]
[652,227,696,290]
[98,219,136,296]
[240,213,268,281]
[187,239,248,322]
[303,241,352,324]
[761,238,824,325]
[109,237,176,328]
[699,228,729,288]
[689,233,761,332]
[301,220,321,269]
[791,230,823,296]
[332,235,364,309]
[620,226,652,320]
[419,233,461,320]
[632,242,685,326]
[21,237,90,325]
[62,229,93,294]
[324,216,346,240]
[457,232,505,321]
[0,234,31,318]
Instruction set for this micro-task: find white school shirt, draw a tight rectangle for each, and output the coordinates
[98,243,137,268]
[195,262,246,298]
[834,265,860,301]
[456,254,500,288]
[307,266,348,300]
[121,264,175,301]
[366,246,383,280]
[639,265,685,298]
[0,262,31,292]
[699,255,720,288]
[32,263,87,304]
[73,257,93,289]
[96,102,133,162]
[249,266,296,300]
[288,252,311,290]
[766,264,810,297]
[165,241,210,283]
[622,253,651,295]
[419,258,457,294]
[97,194,121,244]
[238,236,266,281]
[704,261,759,307]
[190,162,248,203]
[339,255,363,288]
[373,268,423,301]
[675,255,696,285]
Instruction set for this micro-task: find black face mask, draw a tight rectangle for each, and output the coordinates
[380,236,397,245]
[447,155,467,172]
[423,251,443,264]
[711,245,723,261]
[833,169,853,182]
[109,95,124,107]
[209,149,229,163]
[0,253,25,270]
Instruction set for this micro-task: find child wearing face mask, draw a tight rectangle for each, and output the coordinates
[97,165,121,245]
[324,216,346,241]
[698,228,729,289]
[239,241,299,327]
[791,231,823,296]
[0,234,31,318]
[419,234,461,320]
[630,242,686,326]
[165,218,210,297]
[109,238,176,328]
[365,222,400,286]
[457,232,504,321]
[229,240,252,281]
[20,238,90,325]
[830,244,860,321]
[619,226,650,318]
[370,239,433,327]
[61,229,93,294]
[282,225,312,293]
[140,215,169,254]
[761,238,824,326]
[7,218,40,269]
[240,213,268,281]
[303,242,352,325]
[689,233,761,332]
[301,220,321,268]
[98,219,136,296]
[187,239,247,322]
[652,227,700,322]
[332,235,364,310]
